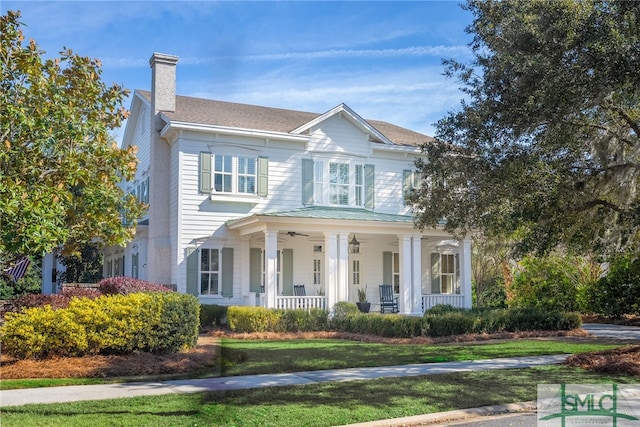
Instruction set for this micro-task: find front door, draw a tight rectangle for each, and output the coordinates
[349,254,363,303]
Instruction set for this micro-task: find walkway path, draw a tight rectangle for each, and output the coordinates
[1,355,568,407]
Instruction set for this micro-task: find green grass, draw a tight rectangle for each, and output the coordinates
[1,366,637,427]
[217,338,621,376]
[1,339,621,390]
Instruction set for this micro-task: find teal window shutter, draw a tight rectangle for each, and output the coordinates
[257,157,269,197]
[383,251,392,285]
[403,170,412,202]
[249,248,262,293]
[282,249,293,295]
[431,252,441,294]
[222,247,234,297]
[186,247,199,296]
[302,158,314,205]
[364,164,375,209]
[200,152,212,193]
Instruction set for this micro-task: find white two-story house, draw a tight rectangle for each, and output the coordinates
[103,52,472,314]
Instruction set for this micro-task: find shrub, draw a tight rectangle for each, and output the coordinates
[1,306,88,359]
[503,307,581,331]
[200,304,228,328]
[510,255,583,312]
[227,306,283,333]
[280,309,329,332]
[424,304,465,315]
[98,277,172,295]
[330,301,359,331]
[0,292,199,358]
[12,293,72,311]
[425,312,477,337]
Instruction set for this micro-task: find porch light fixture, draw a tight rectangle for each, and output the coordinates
[349,235,360,254]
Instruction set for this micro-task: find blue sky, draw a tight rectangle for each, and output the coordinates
[2,1,474,142]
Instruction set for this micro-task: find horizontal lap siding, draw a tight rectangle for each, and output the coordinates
[176,134,308,299]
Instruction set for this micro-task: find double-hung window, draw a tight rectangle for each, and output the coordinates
[200,153,268,197]
[430,252,460,294]
[200,248,220,295]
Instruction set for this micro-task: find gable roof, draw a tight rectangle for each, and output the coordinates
[137,90,432,147]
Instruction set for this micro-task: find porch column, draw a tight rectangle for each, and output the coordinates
[239,236,251,305]
[324,232,338,311]
[264,230,278,309]
[460,238,473,308]
[337,233,349,303]
[411,235,423,315]
[399,234,412,314]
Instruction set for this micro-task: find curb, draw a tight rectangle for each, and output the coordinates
[338,401,536,426]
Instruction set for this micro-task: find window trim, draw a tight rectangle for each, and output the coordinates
[200,247,221,296]
[200,152,268,200]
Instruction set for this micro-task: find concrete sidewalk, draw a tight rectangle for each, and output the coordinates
[0,354,569,407]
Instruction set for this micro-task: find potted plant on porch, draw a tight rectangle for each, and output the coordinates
[356,286,370,313]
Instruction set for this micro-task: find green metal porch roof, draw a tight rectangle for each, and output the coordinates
[228,206,416,225]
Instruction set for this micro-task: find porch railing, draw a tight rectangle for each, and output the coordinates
[422,294,465,311]
[276,296,327,310]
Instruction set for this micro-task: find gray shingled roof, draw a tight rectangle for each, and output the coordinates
[137,90,432,147]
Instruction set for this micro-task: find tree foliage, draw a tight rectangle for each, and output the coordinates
[410,0,640,255]
[0,11,145,263]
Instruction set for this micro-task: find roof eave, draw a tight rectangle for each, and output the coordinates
[159,119,310,143]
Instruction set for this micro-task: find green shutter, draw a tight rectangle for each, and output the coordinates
[302,158,314,205]
[200,152,212,193]
[383,251,392,285]
[283,249,293,295]
[257,157,268,197]
[186,247,199,296]
[222,247,234,297]
[250,248,262,293]
[403,170,412,202]
[364,164,375,209]
[431,252,441,294]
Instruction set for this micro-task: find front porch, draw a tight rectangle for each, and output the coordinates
[229,207,473,315]
[259,291,467,313]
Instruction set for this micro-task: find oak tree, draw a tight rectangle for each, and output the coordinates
[410,0,640,256]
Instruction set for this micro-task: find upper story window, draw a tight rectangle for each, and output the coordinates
[302,158,374,208]
[200,152,268,198]
[329,162,349,205]
[403,169,423,203]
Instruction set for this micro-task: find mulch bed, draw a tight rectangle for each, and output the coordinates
[565,345,640,376]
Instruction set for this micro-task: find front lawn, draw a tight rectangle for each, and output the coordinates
[2,366,637,427]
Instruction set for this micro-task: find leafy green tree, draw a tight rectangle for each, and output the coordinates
[0,11,145,266]
[59,243,103,284]
[410,0,640,256]
[585,253,640,317]
[510,254,586,312]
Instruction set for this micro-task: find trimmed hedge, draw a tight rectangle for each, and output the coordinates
[0,292,199,359]
[200,304,229,328]
[98,277,173,295]
[225,304,581,338]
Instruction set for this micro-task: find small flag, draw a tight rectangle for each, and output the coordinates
[4,257,31,282]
